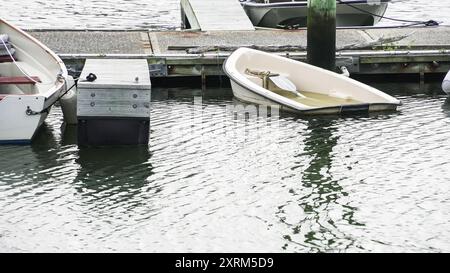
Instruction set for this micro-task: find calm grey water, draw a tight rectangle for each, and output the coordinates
[1,0,450,253]
[1,81,450,252]
[0,0,448,29]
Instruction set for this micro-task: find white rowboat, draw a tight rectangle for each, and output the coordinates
[223,47,401,115]
[0,18,67,144]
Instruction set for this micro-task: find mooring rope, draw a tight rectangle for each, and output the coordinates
[336,0,440,27]
[25,78,79,116]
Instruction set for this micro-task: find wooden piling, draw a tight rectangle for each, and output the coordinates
[307,0,336,71]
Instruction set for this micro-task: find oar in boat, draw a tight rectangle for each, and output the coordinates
[245,69,306,98]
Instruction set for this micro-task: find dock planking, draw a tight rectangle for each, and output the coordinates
[77,59,151,146]
[180,0,255,31]
[26,26,450,80]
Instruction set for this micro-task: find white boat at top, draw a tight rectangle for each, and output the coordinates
[223,47,401,115]
[0,18,67,144]
[240,0,391,28]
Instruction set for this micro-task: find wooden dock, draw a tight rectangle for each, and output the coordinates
[180,0,255,31]
[77,59,151,145]
[27,26,450,83]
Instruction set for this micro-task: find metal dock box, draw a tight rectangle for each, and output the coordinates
[77,59,151,146]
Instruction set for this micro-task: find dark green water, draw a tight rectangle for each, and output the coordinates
[1,81,449,252]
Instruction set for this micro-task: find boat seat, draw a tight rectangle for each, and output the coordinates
[245,74,263,86]
[0,56,15,63]
[0,76,41,85]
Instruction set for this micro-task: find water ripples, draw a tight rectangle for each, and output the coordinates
[0,0,181,30]
[1,82,450,252]
[382,0,450,26]
[0,0,449,30]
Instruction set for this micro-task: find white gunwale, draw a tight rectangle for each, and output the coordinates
[223,47,401,114]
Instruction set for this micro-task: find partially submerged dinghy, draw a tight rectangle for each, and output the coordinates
[0,18,67,144]
[223,48,400,115]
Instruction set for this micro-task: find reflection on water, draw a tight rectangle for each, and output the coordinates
[293,117,362,251]
[1,81,450,252]
[442,98,450,116]
[75,146,153,198]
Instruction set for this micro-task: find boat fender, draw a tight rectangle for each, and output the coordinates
[442,71,450,95]
[60,75,78,125]
[340,66,350,77]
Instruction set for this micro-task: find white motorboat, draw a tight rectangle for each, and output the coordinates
[240,0,391,28]
[223,47,401,115]
[0,18,67,144]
